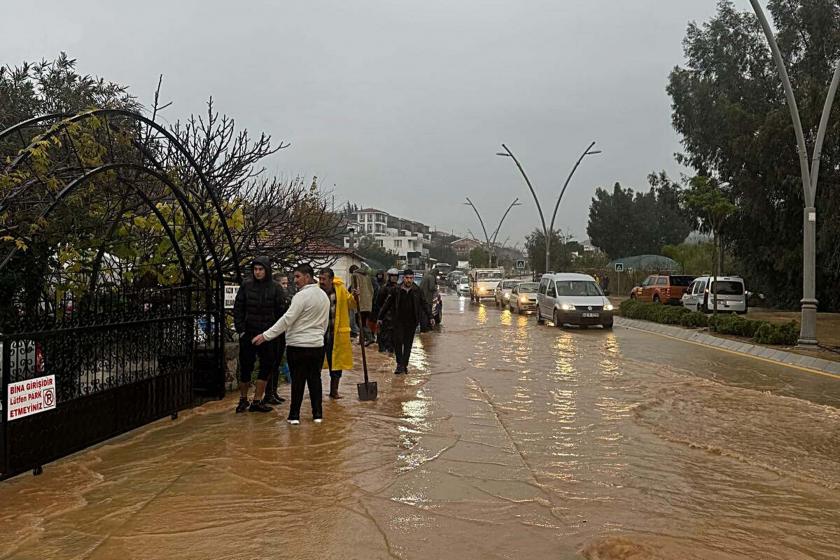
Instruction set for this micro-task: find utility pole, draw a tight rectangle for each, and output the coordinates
[464,197,521,268]
[497,142,601,274]
[749,0,840,346]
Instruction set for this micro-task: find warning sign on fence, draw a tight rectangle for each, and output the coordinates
[224,284,239,309]
[7,375,56,421]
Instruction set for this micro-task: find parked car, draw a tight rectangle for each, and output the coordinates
[682,276,748,314]
[494,280,521,307]
[536,273,614,329]
[456,278,471,297]
[509,282,539,314]
[631,274,695,305]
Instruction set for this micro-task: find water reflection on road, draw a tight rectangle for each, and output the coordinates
[1,293,839,559]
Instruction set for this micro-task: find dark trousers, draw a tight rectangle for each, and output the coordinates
[393,322,418,367]
[286,345,326,420]
[239,334,277,383]
[324,334,342,379]
[266,334,286,396]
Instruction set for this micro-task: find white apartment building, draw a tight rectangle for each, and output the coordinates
[345,208,431,263]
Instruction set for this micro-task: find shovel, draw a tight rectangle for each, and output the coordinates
[353,291,377,401]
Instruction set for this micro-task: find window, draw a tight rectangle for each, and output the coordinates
[656,277,668,286]
[519,283,539,293]
[712,281,744,295]
[642,277,653,287]
[539,279,549,294]
[547,282,557,298]
[698,280,707,293]
[393,240,402,248]
[554,281,603,297]
[376,240,384,247]
[687,281,697,295]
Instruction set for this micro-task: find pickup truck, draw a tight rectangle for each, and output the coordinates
[631,274,695,305]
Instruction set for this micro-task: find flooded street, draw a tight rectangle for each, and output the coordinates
[2,292,839,559]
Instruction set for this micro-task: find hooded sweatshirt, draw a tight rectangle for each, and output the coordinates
[233,256,287,334]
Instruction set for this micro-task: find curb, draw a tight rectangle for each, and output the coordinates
[615,317,840,378]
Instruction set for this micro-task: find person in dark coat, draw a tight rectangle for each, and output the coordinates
[377,268,432,374]
[375,268,399,353]
[233,256,288,413]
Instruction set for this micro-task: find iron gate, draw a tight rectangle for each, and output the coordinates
[0,285,196,479]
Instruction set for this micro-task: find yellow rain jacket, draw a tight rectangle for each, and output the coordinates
[324,277,356,371]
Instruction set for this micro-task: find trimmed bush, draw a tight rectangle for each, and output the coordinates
[707,314,766,338]
[679,311,708,328]
[619,300,799,345]
[754,321,799,346]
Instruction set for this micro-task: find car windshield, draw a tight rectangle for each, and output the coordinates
[555,280,603,297]
[713,280,744,295]
[518,283,539,293]
[501,281,519,289]
[669,275,694,286]
[477,272,502,280]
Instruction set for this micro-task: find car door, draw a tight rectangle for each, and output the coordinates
[683,281,697,308]
[639,276,654,301]
[538,278,550,316]
[544,280,557,317]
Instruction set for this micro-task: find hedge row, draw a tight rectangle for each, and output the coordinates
[619,300,799,346]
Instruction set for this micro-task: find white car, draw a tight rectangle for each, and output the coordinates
[456,278,471,297]
[536,273,614,329]
[682,276,748,314]
[494,280,521,307]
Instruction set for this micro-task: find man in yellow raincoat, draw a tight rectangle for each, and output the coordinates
[318,268,356,399]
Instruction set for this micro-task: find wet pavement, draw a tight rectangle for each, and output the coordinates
[1,292,839,559]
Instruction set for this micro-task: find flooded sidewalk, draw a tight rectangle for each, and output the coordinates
[1,295,839,559]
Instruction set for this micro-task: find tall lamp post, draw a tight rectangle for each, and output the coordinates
[464,197,521,267]
[497,141,601,274]
[749,0,840,346]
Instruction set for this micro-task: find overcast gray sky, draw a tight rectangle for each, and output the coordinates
[2,1,749,246]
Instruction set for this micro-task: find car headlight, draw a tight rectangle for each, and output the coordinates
[560,303,575,311]
[604,303,614,311]
[504,293,511,300]
[520,296,528,303]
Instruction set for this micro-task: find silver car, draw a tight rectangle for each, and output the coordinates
[509,282,539,314]
[494,280,521,307]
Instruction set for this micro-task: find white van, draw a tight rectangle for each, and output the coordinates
[536,273,614,329]
[681,276,748,314]
[468,268,504,302]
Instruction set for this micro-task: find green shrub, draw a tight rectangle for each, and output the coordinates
[620,300,798,345]
[679,311,708,328]
[754,321,799,346]
[708,314,767,338]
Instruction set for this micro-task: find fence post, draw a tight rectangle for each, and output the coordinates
[1,337,9,476]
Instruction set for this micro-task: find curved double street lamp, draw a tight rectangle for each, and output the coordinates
[748,0,840,346]
[464,197,522,268]
[496,142,601,274]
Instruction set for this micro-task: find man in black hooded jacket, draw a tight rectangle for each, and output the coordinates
[233,256,287,413]
[377,269,431,374]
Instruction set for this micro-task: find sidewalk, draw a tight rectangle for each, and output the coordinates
[616,316,840,377]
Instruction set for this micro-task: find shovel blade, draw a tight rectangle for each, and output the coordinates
[357,381,378,401]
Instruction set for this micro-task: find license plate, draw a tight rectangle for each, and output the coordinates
[582,312,599,318]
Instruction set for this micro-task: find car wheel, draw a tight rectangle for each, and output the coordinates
[553,310,563,329]
[603,321,613,330]
[537,309,545,325]
[653,294,660,304]
[630,293,636,300]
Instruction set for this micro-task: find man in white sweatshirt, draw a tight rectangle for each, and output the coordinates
[253,263,330,425]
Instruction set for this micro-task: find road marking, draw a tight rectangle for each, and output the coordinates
[620,324,840,381]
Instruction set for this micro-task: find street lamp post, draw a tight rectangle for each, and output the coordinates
[497,142,601,274]
[464,197,521,268]
[749,0,840,346]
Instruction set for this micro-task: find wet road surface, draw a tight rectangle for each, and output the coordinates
[1,293,839,559]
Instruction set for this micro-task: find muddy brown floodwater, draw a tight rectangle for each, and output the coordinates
[1,293,839,560]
